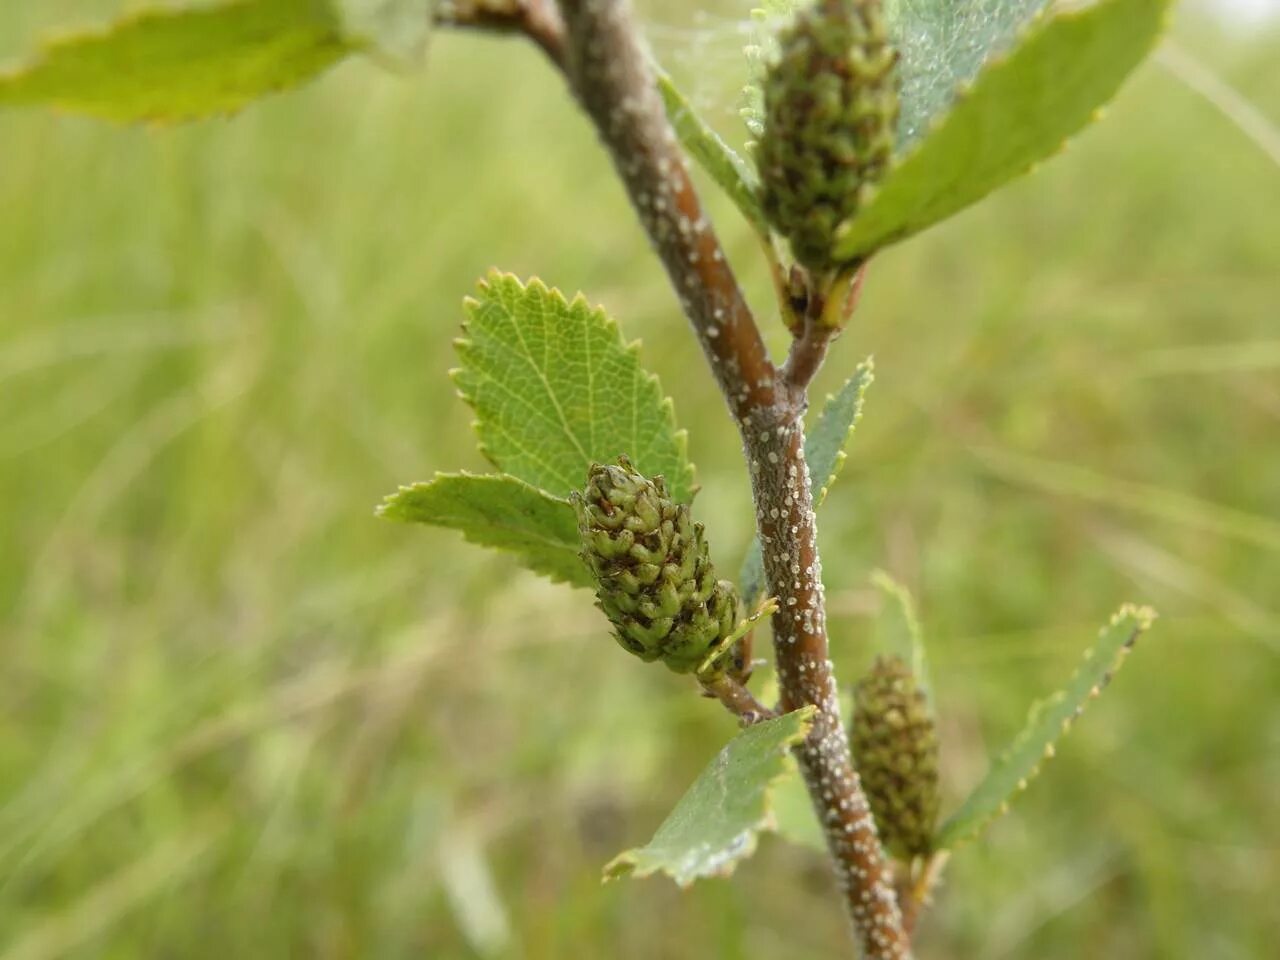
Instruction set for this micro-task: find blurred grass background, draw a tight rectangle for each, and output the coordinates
[1,1,1277,957]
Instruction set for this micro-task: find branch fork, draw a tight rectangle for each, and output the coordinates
[456,2,911,954]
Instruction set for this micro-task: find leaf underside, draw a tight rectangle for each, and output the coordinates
[605,707,815,886]
[377,473,590,588]
[934,604,1157,850]
[738,360,874,604]
[0,0,353,123]
[890,0,1053,147]
[833,0,1172,261]
[454,272,695,503]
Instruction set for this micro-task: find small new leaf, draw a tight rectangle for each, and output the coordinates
[0,0,352,123]
[378,473,590,588]
[454,272,695,503]
[744,0,1051,148]
[934,604,1156,850]
[833,0,1171,261]
[697,594,779,679]
[806,358,875,509]
[869,569,933,701]
[605,707,815,886]
[656,70,767,236]
[739,360,874,603]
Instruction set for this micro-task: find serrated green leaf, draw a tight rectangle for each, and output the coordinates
[805,358,875,508]
[934,604,1156,850]
[377,473,591,588]
[337,0,433,65]
[605,707,815,886]
[869,569,933,701]
[656,70,767,236]
[0,0,352,123]
[454,272,695,503]
[833,0,1170,261]
[738,360,874,604]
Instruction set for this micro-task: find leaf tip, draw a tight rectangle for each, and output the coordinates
[374,484,413,521]
[791,702,818,729]
[1113,601,1157,630]
[602,853,637,883]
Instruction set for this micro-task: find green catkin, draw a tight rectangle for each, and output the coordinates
[573,457,740,678]
[851,654,941,860]
[757,0,899,271]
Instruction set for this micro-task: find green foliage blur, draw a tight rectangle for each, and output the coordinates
[2,2,1277,957]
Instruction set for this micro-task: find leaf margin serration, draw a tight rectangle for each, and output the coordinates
[376,470,592,589]
[450,269,696,504]
[933,603,1157,850]
[0,0,353,124]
